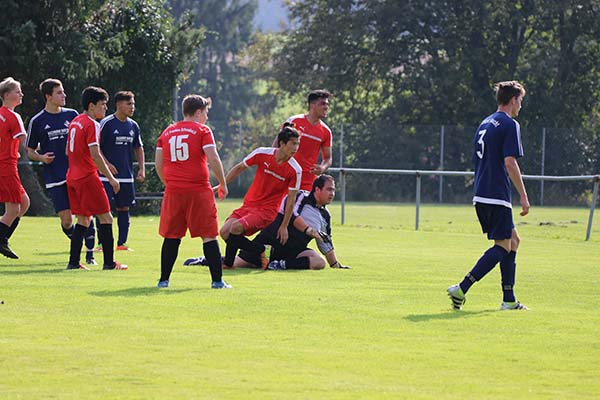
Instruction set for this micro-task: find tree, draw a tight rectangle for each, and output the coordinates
[0,0,205,214]
[273,0,600,202]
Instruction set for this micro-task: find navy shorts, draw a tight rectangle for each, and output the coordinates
[475,203,514,240]
[48,184,71,213]
[102,181,136,208]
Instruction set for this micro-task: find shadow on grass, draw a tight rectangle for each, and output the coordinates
[89,287,193,297]
[35,251,69,256]
[0,264,65,275]
[404,309,497,322]
[184,266,266,276]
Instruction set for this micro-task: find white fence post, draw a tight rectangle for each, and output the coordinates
[586,176,599,241]
[415,172,421,231]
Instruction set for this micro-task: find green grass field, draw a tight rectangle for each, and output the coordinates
[1,202,599,399]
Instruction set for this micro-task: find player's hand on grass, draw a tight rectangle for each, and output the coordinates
[277,225,289,245]
[330,261,351,269]
[110,178,120,194]
[41,152,55,164]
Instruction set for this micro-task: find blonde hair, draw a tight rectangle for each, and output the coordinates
[0,77,21,100]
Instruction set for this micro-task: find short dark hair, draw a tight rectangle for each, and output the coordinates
[277,122,300,146]
[114,91,134,105]
[312,174,335,192]
[81,86,108,111]
[182,94,211,117]
[39,78,62,98]
[495,81,526,105]
[307,89,331,107]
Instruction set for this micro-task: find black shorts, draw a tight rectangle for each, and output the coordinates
[238,216,310,266]
[475,203,514,240]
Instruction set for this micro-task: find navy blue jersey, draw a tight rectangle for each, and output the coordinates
[472,111,523,209]
[99,114,142,182]
[26,107,78,188]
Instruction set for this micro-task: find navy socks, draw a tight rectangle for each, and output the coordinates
[117,210,130,246]
[460,245,508,294]
[500,251,517,302]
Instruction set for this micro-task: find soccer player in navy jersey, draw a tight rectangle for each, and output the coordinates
[27,78,97,264]
[448,80,530,311]
[98,91,144,251]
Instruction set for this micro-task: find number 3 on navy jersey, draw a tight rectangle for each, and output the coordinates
[476,129,487,159]
[168,134,189,161]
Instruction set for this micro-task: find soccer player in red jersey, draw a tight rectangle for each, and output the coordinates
[220,122,302,269]
[65,86,126,271]
[155,94,231,289]
[0,77,30,259]
[283,89,333,190]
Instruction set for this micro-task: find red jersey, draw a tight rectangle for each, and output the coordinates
[156,121,215,192]
[0,106,26,177]
[242,147,302,210]
[66,114,100,181]
[286,114,332,190]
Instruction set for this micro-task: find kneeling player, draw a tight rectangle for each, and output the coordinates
[213,175,349,270]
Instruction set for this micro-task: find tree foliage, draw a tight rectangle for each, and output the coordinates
[272,0,600,202]
[0,0,204,214]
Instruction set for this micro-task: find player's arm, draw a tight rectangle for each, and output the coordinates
[90,144,120,194]
[134,146,145,182]
[310,146,332,175]
[292,216,322,240]
[155,148,164,185]
[26,146,55,164]
[205,146,228,200]
[101,150,118,175]
[277,189,298,245]
[224,161,248,184]
[505,156,530,216]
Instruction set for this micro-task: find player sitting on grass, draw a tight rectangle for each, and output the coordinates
[185,174,350,270]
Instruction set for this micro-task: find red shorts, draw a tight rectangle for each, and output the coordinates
[0,174,26,204]
[159,190,219,239]
[67,174,111,216]
[228,206,276,236]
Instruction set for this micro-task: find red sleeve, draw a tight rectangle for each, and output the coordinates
[11,113,26,138]
[201,126,216,148]
[322,126,332,148]
[243,148,262,167]
[85,120,99,146]
[288,167,301,190]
